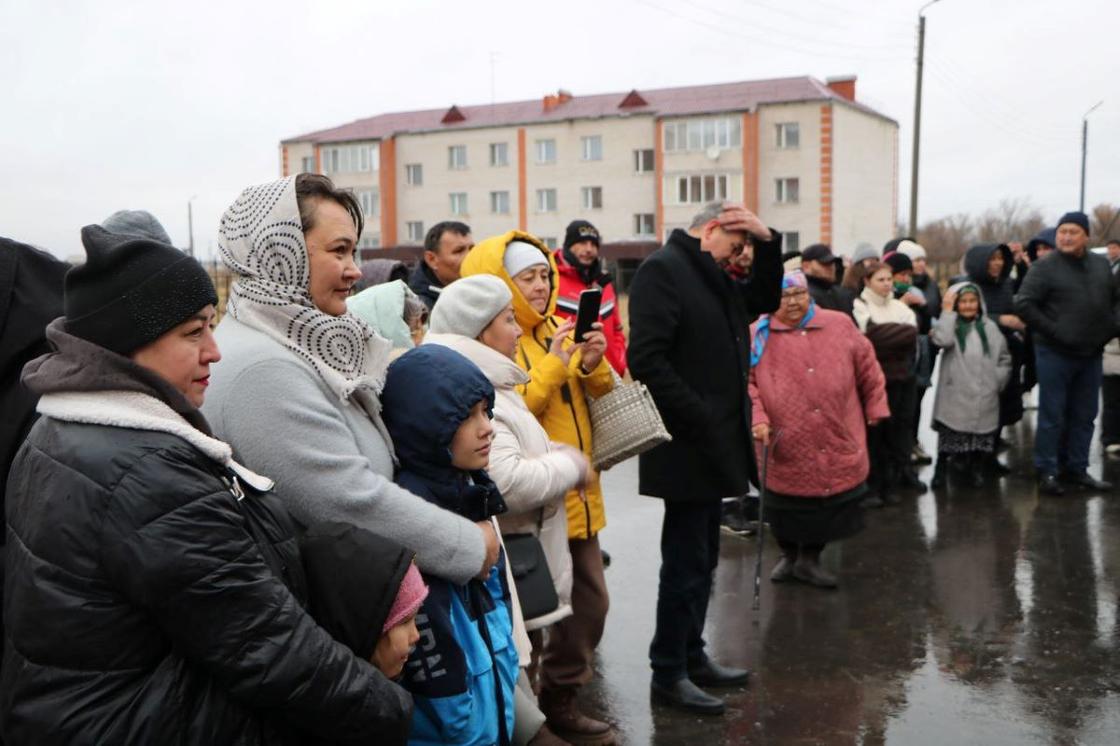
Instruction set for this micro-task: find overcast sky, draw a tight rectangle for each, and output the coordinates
[3,0,1117,261]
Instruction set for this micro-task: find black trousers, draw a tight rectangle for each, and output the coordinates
[1102,375,1120,446]
[649,500,722,684]
[869,377,917,495]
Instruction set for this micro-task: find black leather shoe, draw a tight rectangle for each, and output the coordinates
[985,456,1011,476]
[898,471,927,491]
[1062,471,1113,492]
[860,494,884,508]
[1038,473,1065,496]
[687,659,750,687]
[651,678,726,715]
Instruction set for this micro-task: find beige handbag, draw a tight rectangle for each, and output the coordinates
[589,371,672,471]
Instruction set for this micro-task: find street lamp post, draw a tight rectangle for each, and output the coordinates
[1080,101,1102,213]
[187,195,198,257]
[909,0,942,238]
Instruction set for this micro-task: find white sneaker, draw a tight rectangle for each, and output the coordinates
[1105,444,1120,456]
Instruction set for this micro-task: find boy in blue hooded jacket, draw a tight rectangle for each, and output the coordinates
[381,345,518,746]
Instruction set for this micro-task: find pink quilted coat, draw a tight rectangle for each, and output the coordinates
[749,308,890,497]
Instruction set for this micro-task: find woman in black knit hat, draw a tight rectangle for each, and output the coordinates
[2,227,410,745]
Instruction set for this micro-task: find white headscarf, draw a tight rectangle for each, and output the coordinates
[218,176,394,418]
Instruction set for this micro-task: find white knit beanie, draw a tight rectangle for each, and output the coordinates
[503,240,548,279]
[896,239,927,261]
[429,275,513,339]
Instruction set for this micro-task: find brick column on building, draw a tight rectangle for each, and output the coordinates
[281,146,289,177]
[654,120,664,242]
[517,128,528,231]
[379,137,397,246]
[742,111,759,214]
[819,105,833,245]
[314,145,322,174]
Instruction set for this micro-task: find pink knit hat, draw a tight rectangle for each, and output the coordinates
[383,562,429,632]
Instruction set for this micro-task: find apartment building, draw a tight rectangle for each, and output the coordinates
[280,76,898,255]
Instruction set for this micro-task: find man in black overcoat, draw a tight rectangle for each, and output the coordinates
[628,201,782,715]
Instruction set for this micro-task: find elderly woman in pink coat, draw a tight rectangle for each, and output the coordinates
[749,271,889,588]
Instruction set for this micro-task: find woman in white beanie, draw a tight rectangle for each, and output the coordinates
[426,274,590,746]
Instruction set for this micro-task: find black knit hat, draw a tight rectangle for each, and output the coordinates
[64,225,218,355]
[884,251,914,275]
[563,220,600,251]
[1057,211,1090,235]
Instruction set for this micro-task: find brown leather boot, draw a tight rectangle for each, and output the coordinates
[539,687,615,744]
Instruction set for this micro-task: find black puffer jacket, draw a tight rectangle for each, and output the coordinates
[1015,248,1120,358]
[2,329,412,745]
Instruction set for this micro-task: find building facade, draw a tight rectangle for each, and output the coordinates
[280,76,897,255]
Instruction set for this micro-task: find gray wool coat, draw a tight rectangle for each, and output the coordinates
[929,304,1011,435]
[202,317,486,584]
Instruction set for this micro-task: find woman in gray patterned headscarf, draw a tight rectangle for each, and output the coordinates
[203,174,499,586]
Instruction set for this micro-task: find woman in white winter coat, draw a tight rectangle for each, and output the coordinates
[425,274,590,746]
[929,282,1011,488]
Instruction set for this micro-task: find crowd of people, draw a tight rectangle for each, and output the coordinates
[1,169,1118,743]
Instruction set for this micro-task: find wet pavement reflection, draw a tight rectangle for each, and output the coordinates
[582,412,1120,744]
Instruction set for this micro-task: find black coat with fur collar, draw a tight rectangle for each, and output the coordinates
[2,329,411,745]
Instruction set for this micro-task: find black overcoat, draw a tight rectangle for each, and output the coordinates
[628,228,782,501]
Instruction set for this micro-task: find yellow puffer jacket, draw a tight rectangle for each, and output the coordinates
[461,231,614,540]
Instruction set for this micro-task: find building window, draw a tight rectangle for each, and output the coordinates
[358,232,381,250]
[634,149,655,173]
[776,177,800,204]
[357,188,380,217]
[489,142,509,167]
[539,237,558,248]
[634,213,655,236]
[785,231,800,252]
[490,191,510,214]
[535,139,557,164]
[777,122,800,149]
[676,174,729,204]
[449,192,468,216]
[405,163,423,186]
[536,188,558,212]
[581,186,603,210]
[300,156,315,173]
[406,221,425,242]
[448,145,467,170]
[322,144,379,174]
[664,117,742,152]
[581,135,603,161]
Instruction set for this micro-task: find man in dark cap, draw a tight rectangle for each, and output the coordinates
[800,243,853,316]
[554,219,627,375]
[1015,211,1120,495]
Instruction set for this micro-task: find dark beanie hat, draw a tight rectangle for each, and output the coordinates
[1057,211,1090,235]
[563,220,600,251]
[64,225,218,356]
[883,251,913,274]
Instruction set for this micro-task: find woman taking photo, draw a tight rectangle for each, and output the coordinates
[3,226,410,744]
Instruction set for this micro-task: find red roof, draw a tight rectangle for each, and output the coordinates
[283,76,894,144]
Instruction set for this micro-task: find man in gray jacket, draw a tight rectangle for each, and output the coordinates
[1014,211,1120,495]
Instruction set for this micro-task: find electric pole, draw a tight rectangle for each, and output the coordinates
[1080,101,1102,213]
[909,0,942,238]
[187,195,197,257]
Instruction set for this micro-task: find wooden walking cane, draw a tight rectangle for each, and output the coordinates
[752,428,782,612]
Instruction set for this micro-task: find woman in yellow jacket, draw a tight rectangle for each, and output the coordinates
[461,231,617,744]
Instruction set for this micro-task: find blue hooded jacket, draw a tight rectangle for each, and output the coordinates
[381,345,517,746]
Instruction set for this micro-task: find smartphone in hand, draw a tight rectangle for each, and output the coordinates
[573,288,603,343]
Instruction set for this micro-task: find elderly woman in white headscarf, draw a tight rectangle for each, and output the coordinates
[202,174,497,585]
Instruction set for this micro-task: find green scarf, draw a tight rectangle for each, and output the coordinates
[954,286,990,355]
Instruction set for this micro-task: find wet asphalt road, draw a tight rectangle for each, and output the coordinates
[578,406,1120,745]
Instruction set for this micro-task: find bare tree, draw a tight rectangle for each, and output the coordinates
[1091,203,1119,244]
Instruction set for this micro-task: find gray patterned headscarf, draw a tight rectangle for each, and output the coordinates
[218,176,394,418]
